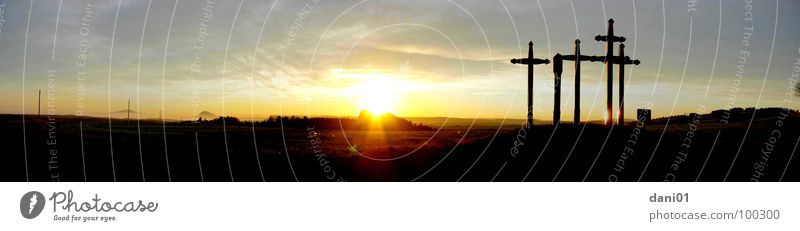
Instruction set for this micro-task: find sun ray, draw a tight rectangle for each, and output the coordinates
[345,72,399,115]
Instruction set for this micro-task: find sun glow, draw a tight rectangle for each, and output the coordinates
[348,73,399,115]
[358,86,396,114]
[334,66,433,116]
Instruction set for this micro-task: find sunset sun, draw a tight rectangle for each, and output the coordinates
[353,78,397,115]
[337,69,409,115]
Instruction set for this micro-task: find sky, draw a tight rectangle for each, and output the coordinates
[0,0,798,121]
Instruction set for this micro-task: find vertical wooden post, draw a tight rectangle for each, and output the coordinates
[561,40,604,125]
[574,40,581,125]
[528,42,534,127]
[553,54,562,125]
[605,19,614,126]
[38,90,41,119]
[511,42,550,127]
[595,18,625,126]
[618,44,626,126]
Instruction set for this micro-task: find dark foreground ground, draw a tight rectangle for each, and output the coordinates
[1,110,798,182]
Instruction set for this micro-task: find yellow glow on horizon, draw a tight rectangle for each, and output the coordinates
[344,72,401,115]
[357,83,396,114]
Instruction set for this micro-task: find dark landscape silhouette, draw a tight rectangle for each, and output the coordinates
[1,107,797,182]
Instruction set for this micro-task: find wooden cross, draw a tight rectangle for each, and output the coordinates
[511,41,550,127]
[595,18,626,126]
[595,18,637,126]
[614,43,639,125]
[559,39,604,124]
[594,44,641,125]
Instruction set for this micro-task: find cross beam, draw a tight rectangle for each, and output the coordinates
[560,39,604,124]
[606,55,639,65]
[554,39,639,126]
[511,41,550,127]
[615,43,640,125]
[579,44,639,125]
[553,51,604,125]
[595,18,625,126]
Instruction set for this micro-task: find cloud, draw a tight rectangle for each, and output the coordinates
[0,0,798,118]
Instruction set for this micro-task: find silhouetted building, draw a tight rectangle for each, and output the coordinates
[637,109,651,122]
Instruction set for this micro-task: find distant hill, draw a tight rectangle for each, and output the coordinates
[196,111,217,120]
[405,117,538,129]
[253,111,434,131]
[648,107,799,124]
[351,110,433,131]
[109,109,137,119]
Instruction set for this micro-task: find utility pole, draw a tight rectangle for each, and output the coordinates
[38,90,41,119]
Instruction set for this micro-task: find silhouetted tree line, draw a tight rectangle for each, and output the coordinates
[653,107,799,123]
[193,113,433,131]
[190,116,241,124]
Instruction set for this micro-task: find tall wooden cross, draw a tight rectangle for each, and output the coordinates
[511,41,550,127]
[552,54,563,125]
[559,39,604,124]
[595,18,626,126]
[581,44,639,125]
[614,43,639,125]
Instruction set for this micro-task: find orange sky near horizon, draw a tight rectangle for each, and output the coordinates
[0,1,798,121]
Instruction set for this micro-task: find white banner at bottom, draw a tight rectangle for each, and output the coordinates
[1,183,797,230]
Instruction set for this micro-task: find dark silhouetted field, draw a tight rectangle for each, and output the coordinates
[1,108,797,182]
